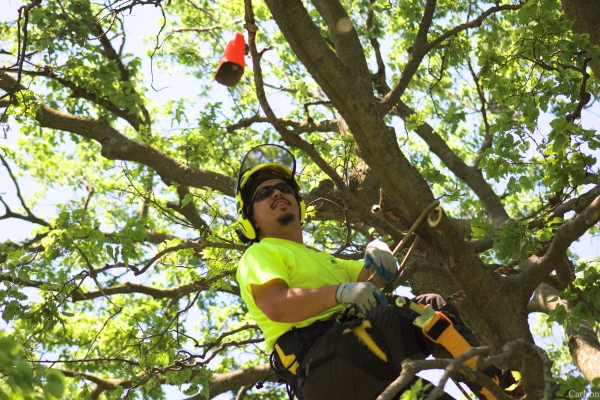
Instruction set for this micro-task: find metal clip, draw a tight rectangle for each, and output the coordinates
[395,296,406,307]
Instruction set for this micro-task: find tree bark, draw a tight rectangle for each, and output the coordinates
[528,283,600,385]
[562,0,600,87]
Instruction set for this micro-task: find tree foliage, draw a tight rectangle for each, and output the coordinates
[1,0,600,398]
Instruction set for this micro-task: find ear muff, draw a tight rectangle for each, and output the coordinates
[236,190,257,243]
[293,176,306,223]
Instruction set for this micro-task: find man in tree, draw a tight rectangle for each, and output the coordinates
[235,144,515,400]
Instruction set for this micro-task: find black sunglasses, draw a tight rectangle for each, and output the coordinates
[253,182,295,203]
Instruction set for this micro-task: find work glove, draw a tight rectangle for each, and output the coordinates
[364,240,397,288]
[335,282,389,315]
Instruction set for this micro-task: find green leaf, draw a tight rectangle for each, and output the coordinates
[181,193,194,207]
[183,384,199,395]
[548,303,567,324]
[1,300,21,323]
[43,369,65,399]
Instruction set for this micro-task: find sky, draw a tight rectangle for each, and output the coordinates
[1,1,600,399]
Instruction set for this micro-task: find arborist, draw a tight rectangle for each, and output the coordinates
[235,144,517,400]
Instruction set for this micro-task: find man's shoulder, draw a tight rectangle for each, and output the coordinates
[241,240,292,262]
[246,238,304,253]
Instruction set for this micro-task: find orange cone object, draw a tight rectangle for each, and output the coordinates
[215,32,246,87]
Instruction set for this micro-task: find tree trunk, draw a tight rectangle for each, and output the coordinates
[562,0,600,87]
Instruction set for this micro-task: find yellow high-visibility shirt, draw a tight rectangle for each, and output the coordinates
[237,237,363,350]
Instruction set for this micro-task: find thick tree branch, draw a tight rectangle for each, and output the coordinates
[259,0,366,114]
[244,2,405,240]
[310,0,373,95]
[528,283,600,384]
[4,68,145,130]
[393,102,509,227]
[0,74,234,195]
[562,0,600,89]
[186,364,274,400]
[377,346,513,400]
[517,194,600,295]
[380,4,522,114]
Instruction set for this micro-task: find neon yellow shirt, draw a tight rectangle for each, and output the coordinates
[236,237,364,349]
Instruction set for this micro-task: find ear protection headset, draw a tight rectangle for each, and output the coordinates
[235,145,306,243]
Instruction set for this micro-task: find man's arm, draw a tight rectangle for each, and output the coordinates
[357,268,370,282]
[251,279,339,323]
[252,274,388,322]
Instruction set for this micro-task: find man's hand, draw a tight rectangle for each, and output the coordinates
[335,282,388,314]
[364,240,397,287]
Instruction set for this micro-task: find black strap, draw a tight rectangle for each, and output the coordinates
[426,317,451,341]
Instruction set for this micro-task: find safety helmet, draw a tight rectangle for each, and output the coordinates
[235,144,306,243]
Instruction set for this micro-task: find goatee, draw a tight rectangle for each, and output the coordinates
[276,212,295,226]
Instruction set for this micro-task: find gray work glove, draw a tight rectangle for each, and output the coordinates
[335,282,389,314]
[364,240,397,288]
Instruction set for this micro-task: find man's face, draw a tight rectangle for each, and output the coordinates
[251,179,300,235]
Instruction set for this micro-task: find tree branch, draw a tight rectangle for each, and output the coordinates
[467,60,493,168]
[367,0,391,94]
[258,0,365,113]
[61,364,274,400]
[377,0,437,114]
[310,0,373,94]
[167,25,231,35]
[516,194,600,295]
[225,114,340,135]
[72,270,238,301]
[380,4,522,114]
[528,283,600,384]
[0,152,50,227]
[527,185,600,232]
[392,102,509,227]
[0,0,42,103]
[4,68,145,130]
[0,73,234,195]
[377,346,510,400]
[88,19,151,128]
[167,184,211,234]
[244,2,405,240]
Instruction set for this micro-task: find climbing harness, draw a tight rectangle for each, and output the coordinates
[269,293,507,400]
[270,310,395,400]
